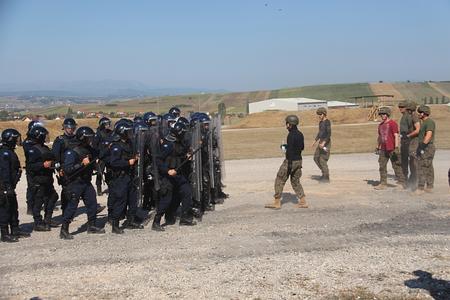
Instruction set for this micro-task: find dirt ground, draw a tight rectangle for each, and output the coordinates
[1,151,449,299]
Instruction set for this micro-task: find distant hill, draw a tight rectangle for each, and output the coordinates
[20,81,450,116]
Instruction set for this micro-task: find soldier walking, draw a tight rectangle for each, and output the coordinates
[374,107,406,190]
[312,107,331,183]
[414,105,436,195]
[265,115,308,209]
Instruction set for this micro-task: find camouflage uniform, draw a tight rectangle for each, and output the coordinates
[416,115,436,190]
[378,149,405,186]
[313,141,331,179]
[274,159,305,199]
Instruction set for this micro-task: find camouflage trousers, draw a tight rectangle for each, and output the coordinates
[400,138,418,187]
[313,142,331,177]
[274,159,305,199]
[417,143,435,189]
[378,150,406,185]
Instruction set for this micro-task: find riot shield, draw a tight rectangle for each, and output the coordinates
[212,115,225,180]
[207,125,215,189]
[190,122,203,206]
[134,126,148,208]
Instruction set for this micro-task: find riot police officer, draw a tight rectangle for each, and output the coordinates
[93,117,112,196]
[52,117,78,213]
[0,129,30,242]
[106,122,142,234]
[199,114,214,212]
[152,121,196,231]
[23,120,44,215]
[26,126,59,231]
[60,126,106,239]
[169,106,181,118]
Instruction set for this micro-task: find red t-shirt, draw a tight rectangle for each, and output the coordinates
[378,119,398,151]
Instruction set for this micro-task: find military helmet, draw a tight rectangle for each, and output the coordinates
[1,128,22,147]
[406,101,417,111]
[378,106,391,116]
[199,114,211,124]
[417,105,431,115]
[75,126,95,142]
[316,107,327,115]
[28,126,49,144]
[285,115,299,126]
[169,107,181,118]
[133,115,143,123]
[176,116,189,127]
[398,101,408,108]
[63,117,77,129]
[98,117,111,128]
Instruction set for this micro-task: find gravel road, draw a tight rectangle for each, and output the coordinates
[1,151,449,299]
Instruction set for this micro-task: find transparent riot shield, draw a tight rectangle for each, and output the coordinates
[190,122,203,206]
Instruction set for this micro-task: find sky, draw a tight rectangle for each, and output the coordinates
[0,0,449,92]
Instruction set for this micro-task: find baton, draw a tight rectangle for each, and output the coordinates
[175,146,202,172]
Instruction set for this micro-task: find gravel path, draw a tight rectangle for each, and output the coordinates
[1,151,449,299]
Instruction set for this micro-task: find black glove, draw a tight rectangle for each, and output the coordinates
[416,143,427,157]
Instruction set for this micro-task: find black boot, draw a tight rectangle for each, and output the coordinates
[11,226,31,238]
[44,216,59,228]
[87,220,105,234]
[163,214,176,226]
[112,219,124,234]
[179,212,197,226]
[124,216,144,230]
[96,185,103,196]
[60,223,73,240]
[205,203,215,211]
[152,214,165,231]
[34,222,51,232]
[1,226,18,243]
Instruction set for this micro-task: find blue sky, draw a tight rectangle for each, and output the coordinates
[0,0,449,91]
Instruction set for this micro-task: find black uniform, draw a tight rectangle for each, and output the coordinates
[0,144,24,240]
[52,134,77,212]
[92,128,112,195]
[23,137,37,214]
[200,128,212,212]
[106,139,139,225]
[142,126,160,210]
[156,136,194,225]
[61,145,99,225]
[26,143,59,229]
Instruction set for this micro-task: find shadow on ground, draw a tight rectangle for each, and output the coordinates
[405,270,450,300]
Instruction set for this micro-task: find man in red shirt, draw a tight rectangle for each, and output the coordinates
[374,107,406,190]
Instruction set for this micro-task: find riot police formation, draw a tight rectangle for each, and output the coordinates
[0,111,227,242]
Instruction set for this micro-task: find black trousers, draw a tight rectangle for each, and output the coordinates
[62,180,98,224]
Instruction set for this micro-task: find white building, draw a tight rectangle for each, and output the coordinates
[248,97,358,114]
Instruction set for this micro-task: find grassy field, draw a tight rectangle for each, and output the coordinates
[26,81,450,117]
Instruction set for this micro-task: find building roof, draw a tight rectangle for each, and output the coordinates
[327,101,359,108]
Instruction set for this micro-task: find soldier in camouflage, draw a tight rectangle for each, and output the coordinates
[414,105,436,195]
[312,107,331,183]
[265,115,308,209]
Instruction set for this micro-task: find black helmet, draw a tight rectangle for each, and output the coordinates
[1,128,22,148]
[163,113,176,123]
[114,118,133,131]
[190,115,200,127]
[75,126,95,143]
[169,107,181,118]
[98,117,111,128]
[176,116,189,127]
[133,120,148,134]
[133,115,143,123]
[114,122,133,139]
[29,126,49,144]
[199,114,211,124]
[285,115,299,126]
[63,118,77,129]
[143,112,158,126]
[27,120,44,131]
[170,121,187,137]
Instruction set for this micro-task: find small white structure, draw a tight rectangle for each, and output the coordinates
[249,98,327,114]
[249,97,359,113]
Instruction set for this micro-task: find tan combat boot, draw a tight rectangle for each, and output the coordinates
[374,183,388,190]
[265,198,281,209]
[296,196,308,208]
